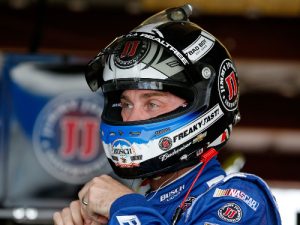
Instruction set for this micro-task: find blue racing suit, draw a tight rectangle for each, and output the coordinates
[109,158,282,224]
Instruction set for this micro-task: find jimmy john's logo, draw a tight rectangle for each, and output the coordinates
[33,91,107,184]
[158,136,173,151]
[111,139,142,168]
[114,39,149,69]
[218,202,242,223]
[218,59,239,111]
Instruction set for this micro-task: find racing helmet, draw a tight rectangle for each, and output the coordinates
[85,4,240,179]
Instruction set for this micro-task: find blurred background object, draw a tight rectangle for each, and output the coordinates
[0,0,299,224]
[0,53,119,225]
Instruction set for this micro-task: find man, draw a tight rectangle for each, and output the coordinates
[53,4,281,225]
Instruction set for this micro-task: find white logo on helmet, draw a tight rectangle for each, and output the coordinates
[183,31,215,63]
[111,139,142,168]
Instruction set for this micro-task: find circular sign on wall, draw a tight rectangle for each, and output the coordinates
[33,91,109,184]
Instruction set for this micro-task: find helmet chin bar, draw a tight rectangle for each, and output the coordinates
[100,102,229,179]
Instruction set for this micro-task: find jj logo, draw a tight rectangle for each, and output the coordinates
[218,202,242,222]
[59,116,99,160]
[115,39,148,69]
[120,40,140,58]
[33,92,105,184]
[223,207,237,219]
[225,71,238,101]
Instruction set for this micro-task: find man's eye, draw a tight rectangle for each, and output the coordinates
[148,102,159,110]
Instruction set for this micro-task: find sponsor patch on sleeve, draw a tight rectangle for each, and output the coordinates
[116,215,141,225]
[213,188,259,211]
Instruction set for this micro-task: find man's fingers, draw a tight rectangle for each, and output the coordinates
[53,211,63,225]
[80,198,108,225]
[81,203,93,224]
[54,207,74,225]
[70,201,84,225]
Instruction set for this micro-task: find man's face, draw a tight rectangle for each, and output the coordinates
[120,90,186,122]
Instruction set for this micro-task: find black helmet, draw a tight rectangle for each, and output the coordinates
[85,4,240,179]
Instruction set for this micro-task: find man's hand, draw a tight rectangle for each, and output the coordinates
[53,200,103,225]
[79,175,134,220]
[53,175,133,225]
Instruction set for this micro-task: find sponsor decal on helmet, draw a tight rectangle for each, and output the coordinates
[159,141,192,162]
[172,104,223,145]
[111,139,142,168]
[183,31,215,63]
[157,104,223,162]
[218,59,239,111]
[33,92,107,184]
[158,136,173,151]
[155,127,171,136]
[127,32,189,65]
[218,202,242,223]
[115,39,149,69]
[213,188,260,211]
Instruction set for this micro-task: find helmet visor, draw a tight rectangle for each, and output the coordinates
[85,33,191,92]
[85,4,194,92]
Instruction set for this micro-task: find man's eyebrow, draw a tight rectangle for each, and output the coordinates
[142,92,168,98]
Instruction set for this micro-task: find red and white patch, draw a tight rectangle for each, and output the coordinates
[114,39,149,69]
[217,202,242,223]
[159,136,173,151]
[218,59,239,111]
